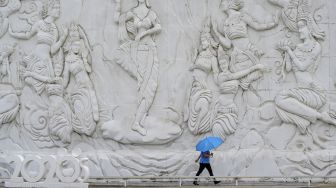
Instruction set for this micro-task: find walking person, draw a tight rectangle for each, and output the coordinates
[193,150,221,185]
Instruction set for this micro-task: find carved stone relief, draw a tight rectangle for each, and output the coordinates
[0,0,336,179]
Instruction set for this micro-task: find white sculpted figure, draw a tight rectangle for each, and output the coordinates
[64,23,93,75]
[214,0,278,103]
[0,44,19,126]
[9,0,69,148]
[63,40,99,136]
[0,83,19,125]
[0,0,21,38]
[115,0,161,136]
[0,43,16,83]
[187,22,219,135]
[275,17,335,134]
[46,84,73,146]
[9,0,68,94]
[212,47,266,140]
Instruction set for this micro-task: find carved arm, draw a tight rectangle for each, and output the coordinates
[212,22,231,49]
[286,45,320,71]
[268,0,288,7]
[243,13,278,31]
[136,23,161,41]
[62,62,70,88]
[9,23,38,40]
[212,58,220,83]
[24,71,54,83]
[219,64,264,82]
[51,26,68,55]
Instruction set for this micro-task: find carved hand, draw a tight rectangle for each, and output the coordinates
[254,49,264,58]
[46,78,54,83]
[22,71,33,78]
[277,39,293,52]
[284,46,292,53]
[53,77,63,84]
[85,63,92,73]
[135,31,147,41]
[260,64,272,72]
[255,64,265,70]
[214,73,220,84]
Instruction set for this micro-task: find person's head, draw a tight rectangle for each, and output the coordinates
[70,41,81,54]
[200,25,218,53]
[217,46,231,73]
[137,0,151,8]
[220,0,244,13]
[200,31,218,58]
[200,34,210,50]
[42,0,60,19]
[296,3,325,41]
[298,20,312,41]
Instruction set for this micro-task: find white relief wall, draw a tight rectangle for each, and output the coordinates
[0,0,336,179]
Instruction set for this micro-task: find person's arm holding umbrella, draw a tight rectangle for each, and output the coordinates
[195,154,201,163]
[202,151,213,158]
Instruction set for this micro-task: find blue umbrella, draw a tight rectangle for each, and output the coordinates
[196,137,223,152]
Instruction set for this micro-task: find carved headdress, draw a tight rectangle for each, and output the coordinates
[282,0,325,40]
[64,23,92,52]
[296,0,325,40]
[199,19,218,57]
[137,0,151,8]
[41,0,60,18]
[221,0,244,11]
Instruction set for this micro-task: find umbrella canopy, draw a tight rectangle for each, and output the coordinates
[196,136,223,152]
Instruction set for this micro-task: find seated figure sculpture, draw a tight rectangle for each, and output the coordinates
[275,17,335,134]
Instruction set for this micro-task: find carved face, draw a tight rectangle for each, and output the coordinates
[48,3,60,18]
[220,1,230,12]
[298,21,310,40]
[220,0,243,12]
[137,0,150,7]
[201,37,210,50]
[69,27,80,40]
[70,41,81,54]
[219,59,229,72]
[0,0,8,7]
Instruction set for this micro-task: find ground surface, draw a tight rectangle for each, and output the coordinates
[90,186,336,188]
[89,183,336,188]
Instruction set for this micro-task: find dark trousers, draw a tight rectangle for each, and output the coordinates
[196,163,214,176]
[194,163,216,182]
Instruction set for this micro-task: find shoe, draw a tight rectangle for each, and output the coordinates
[193,181,199,185]
[214,180,221,184]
